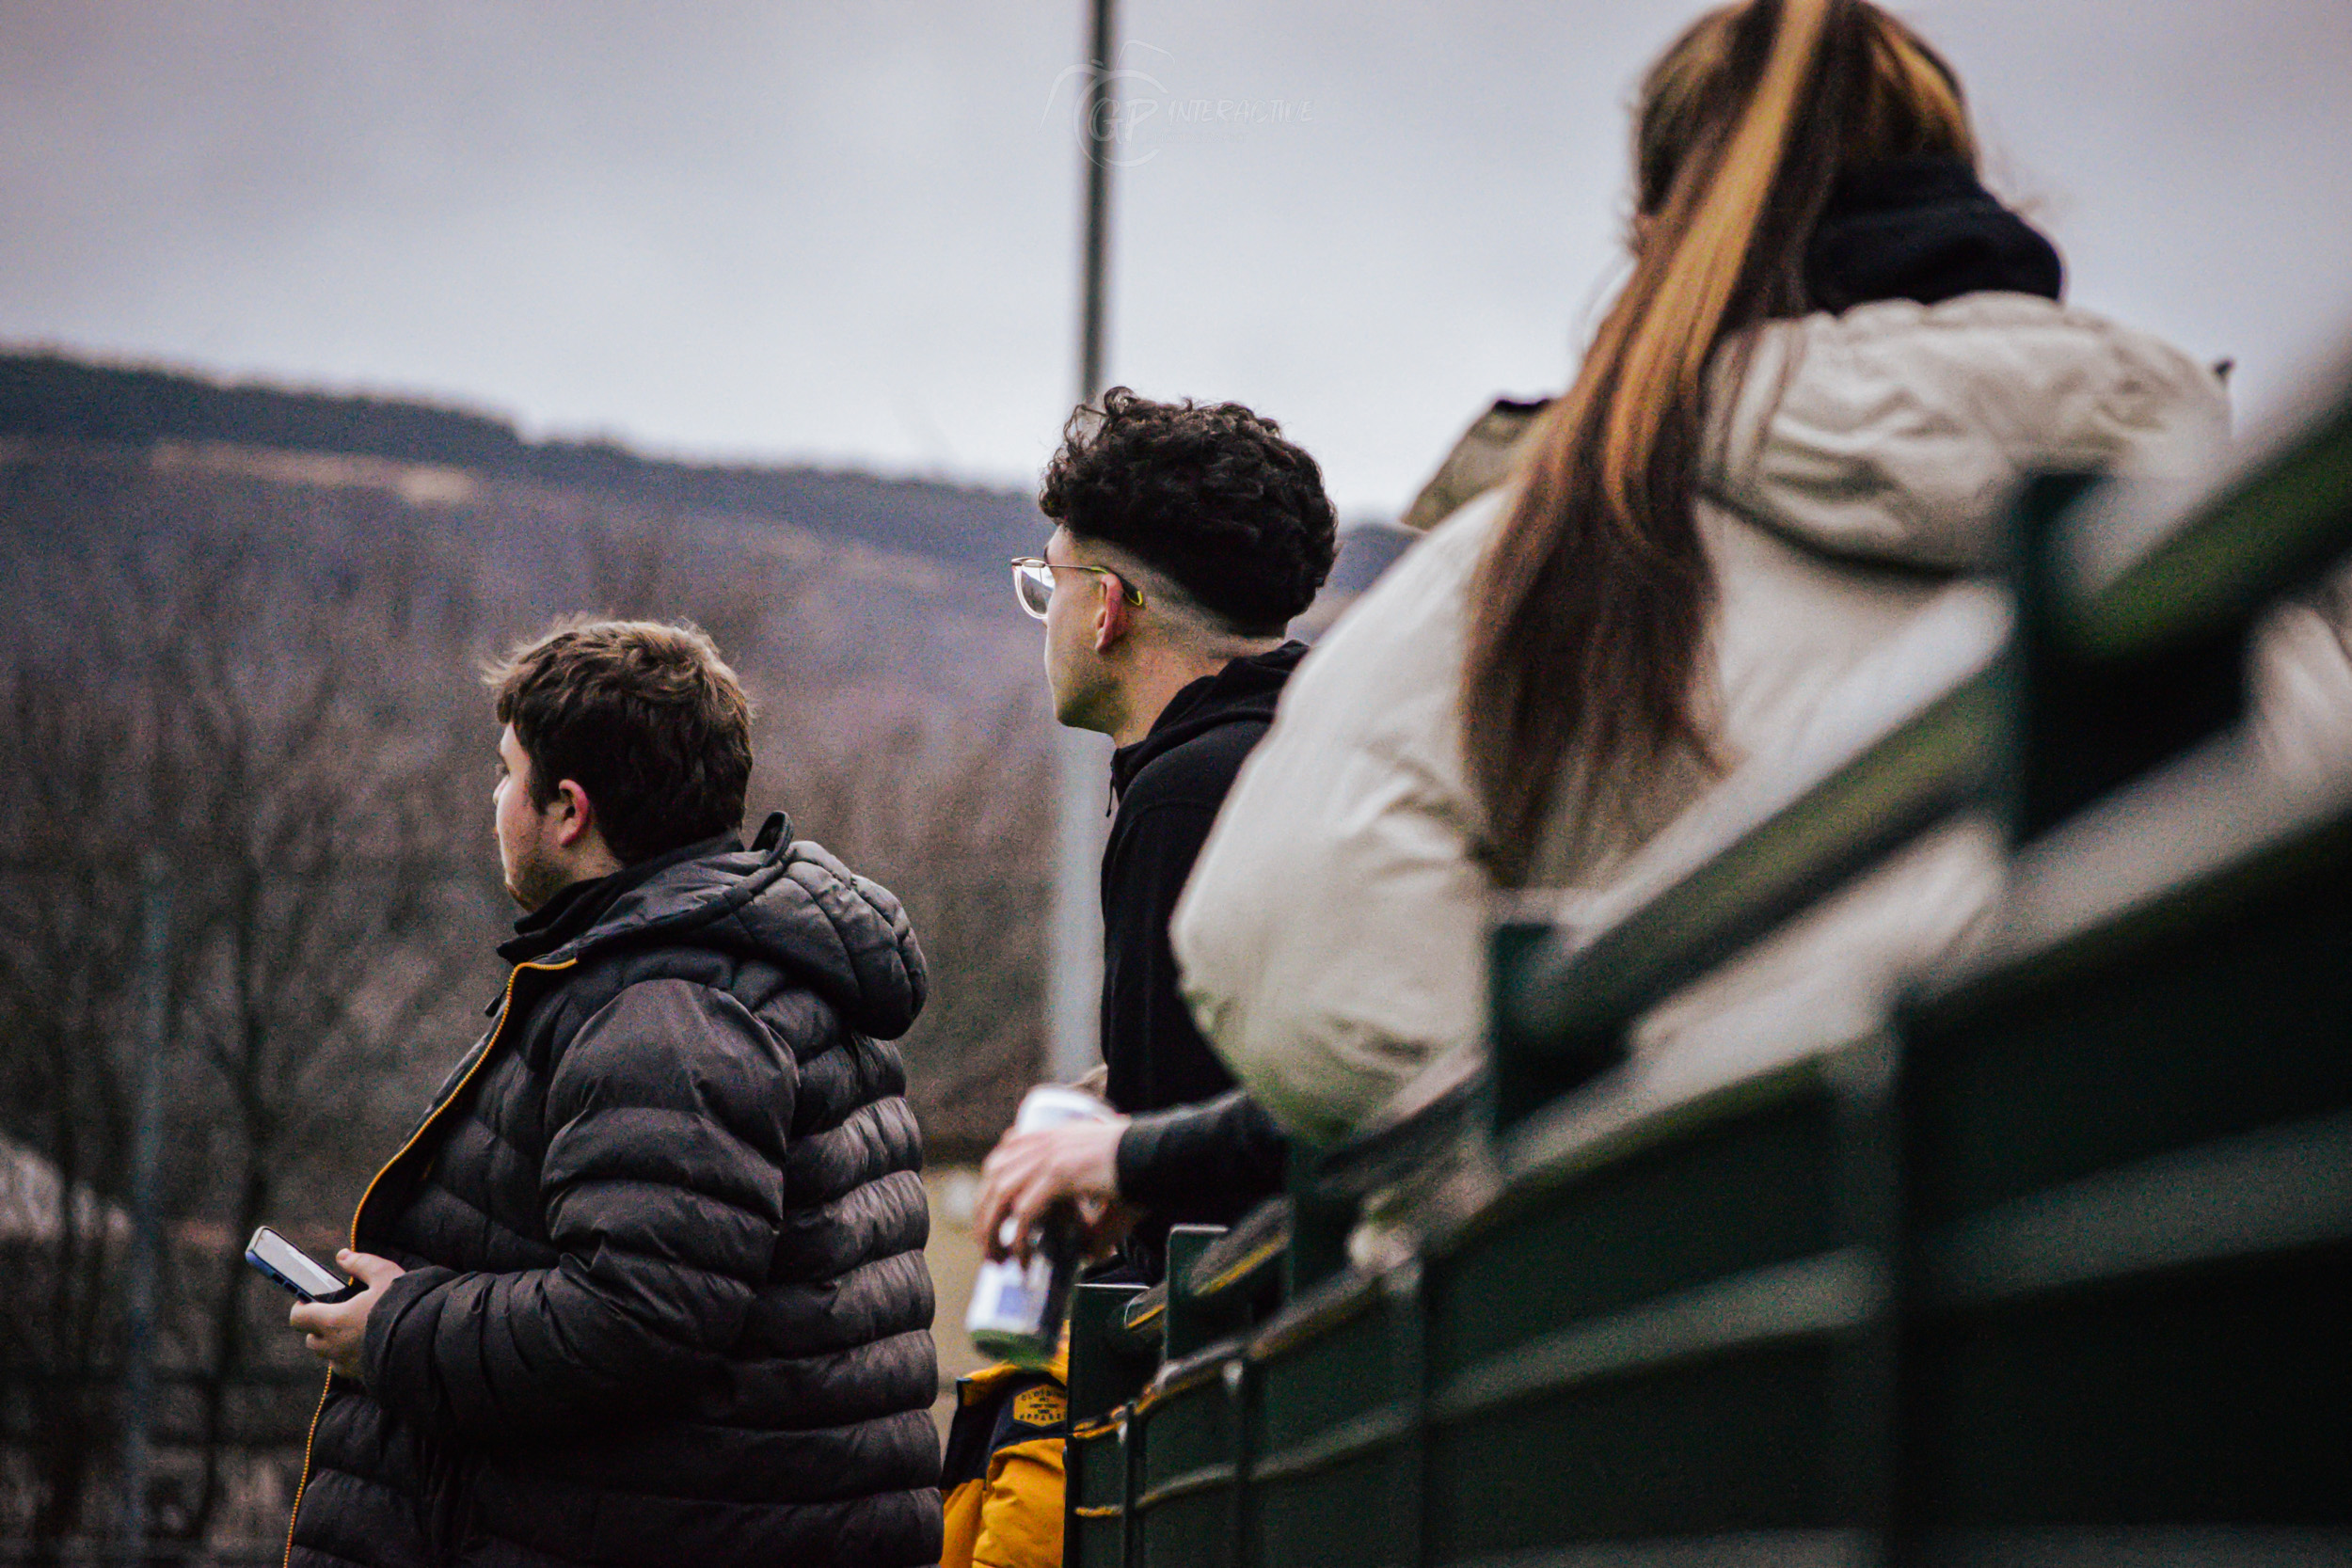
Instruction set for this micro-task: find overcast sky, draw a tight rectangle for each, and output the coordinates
[4,1,2347,517]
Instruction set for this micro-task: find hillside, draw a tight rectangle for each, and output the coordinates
[0,349,1047,571]
[0,348,1054,713]
[0,348,1054,1164]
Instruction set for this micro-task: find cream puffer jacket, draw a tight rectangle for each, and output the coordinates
[1170,293,2237,1146]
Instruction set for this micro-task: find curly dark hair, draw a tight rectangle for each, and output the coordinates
[1039,388,1339,636]
[486,618,754,864]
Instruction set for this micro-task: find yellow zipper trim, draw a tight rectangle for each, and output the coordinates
[280,958,577,1568]
[280,1375,331,1568]
[346,958,578,1252]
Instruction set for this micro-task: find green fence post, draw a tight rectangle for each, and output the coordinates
[2007,469,2243,838]
[1286,1145,1354,1298]
[1488,910,1626,1131]
[1163,1225,1228,1361]
[1070,1278,1152,1426]
[1067,1279,1150,1568]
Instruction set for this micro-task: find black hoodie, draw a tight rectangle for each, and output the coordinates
[1099,643,1302,1275]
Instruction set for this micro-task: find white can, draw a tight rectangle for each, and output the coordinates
[963,1085,1117,1368]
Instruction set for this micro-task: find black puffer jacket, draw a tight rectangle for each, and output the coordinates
[287,831,941,1568]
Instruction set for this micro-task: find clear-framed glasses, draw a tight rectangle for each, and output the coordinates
[1009,557,1145,621]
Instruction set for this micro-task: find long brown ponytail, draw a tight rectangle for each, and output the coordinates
[1461,0,1974,882]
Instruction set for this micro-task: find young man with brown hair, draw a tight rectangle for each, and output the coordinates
[282,619,942,1568]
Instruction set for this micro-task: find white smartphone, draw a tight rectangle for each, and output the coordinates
[246,1226,362,1303]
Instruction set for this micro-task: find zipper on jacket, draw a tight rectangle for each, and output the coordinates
[279,958,577,1568]
[280,1377,332,1568]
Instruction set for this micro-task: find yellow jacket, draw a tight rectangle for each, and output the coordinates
[940,1345,1069,1568]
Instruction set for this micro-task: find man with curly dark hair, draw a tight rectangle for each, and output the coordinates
[976,388,1337,1292]
[949,389,1333,1567]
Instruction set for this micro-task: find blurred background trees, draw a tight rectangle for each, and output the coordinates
[0,361,1053,1559]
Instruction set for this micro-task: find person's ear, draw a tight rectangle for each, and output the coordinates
[550,779,597,849]
[1091,575,1134,655]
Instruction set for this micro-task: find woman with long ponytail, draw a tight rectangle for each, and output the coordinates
[1173,0,2229,1145]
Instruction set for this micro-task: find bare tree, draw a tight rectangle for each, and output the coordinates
[140,531,489,1547]
[0,450,1055,1560]
[577,505,790,676]
[0,515,495,1557]
[763,694,1050,1158]
[0,660,145,1560]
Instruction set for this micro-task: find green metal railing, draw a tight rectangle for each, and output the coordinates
[1066,367,2352,1567]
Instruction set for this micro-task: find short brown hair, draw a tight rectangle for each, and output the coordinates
[487,619,754,864]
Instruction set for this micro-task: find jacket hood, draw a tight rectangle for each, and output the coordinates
[1804,155,2063,313]
[532,834,929,1040]
[1110,641,1308,797]
[1705,293,2229,572]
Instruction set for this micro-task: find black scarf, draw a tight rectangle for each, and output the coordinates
[1804,154,2063,313]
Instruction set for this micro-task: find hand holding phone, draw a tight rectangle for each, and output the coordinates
[246,1227,363,1304]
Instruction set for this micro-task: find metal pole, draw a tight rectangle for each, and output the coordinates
[119,850,170,1552]
[1048,0,1119,1083]
[1077,0,1115,404]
